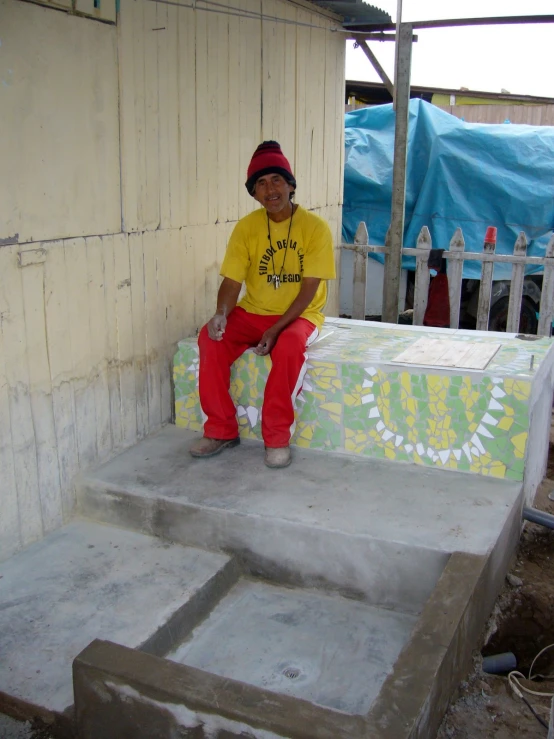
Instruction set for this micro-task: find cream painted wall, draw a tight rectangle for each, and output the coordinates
[116,0,345,309]
[0,0,121,243]
[0,0,345,561]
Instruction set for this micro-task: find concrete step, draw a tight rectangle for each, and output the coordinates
[0,521,236,735]
[166,577,418,716]
[69,425,526,739]
[77,424,523,616]
[72,551,505,739]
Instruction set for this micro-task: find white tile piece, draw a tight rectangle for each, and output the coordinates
[481,413,498,427]
[368,407,380,419]
[246,406,258,428]
[476,424,494,439]
[376,420,385,432]
[439,450,451,464]
[471,434,486,454]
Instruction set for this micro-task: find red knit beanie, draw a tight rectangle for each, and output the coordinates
[245,141,296,195]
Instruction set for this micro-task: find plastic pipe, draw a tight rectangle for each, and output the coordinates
[523,507,554,529]
[482,652,517,675]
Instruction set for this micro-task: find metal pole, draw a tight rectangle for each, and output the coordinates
[382,22,412,324]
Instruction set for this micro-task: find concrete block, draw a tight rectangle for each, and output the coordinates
[76,426,523,614]
[72,549,514,738]
[174,319,554,488]
[0,521,235,728]
[167,579,418,715]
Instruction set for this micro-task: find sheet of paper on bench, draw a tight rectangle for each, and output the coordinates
[392,338,501,370]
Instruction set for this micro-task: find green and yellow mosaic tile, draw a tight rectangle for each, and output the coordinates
[174,320,554,482]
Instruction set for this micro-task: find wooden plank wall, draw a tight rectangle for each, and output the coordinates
[0,0,345,561]
[0,0,121,244]
[436,104,554,126]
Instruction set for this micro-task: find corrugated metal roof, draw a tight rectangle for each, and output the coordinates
[308,0,391,28]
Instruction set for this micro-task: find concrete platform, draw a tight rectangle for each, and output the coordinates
[174,319,554,497]
[73,551,499,739]
[68,424,525,738]
[77,425,523,613]
[0,521,234,730]
[168,579,418,715]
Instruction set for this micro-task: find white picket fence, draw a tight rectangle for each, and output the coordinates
[342,223,554,336]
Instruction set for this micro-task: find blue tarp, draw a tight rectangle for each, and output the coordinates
[343,99,554,279]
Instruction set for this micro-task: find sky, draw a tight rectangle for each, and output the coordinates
[345,0,554,98]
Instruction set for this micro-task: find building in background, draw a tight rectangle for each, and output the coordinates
[346,79,554,125]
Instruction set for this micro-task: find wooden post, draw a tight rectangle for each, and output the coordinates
[352,221,369,320]
[538,233,554,337]
[382,22,413,324]
[353,37,394,97]
[393,0,403,109]
[413,226,431,325]
[506,231,527,333]
[476,227,497,331]
[448,227,465,329]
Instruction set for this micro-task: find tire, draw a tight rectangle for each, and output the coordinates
[488,296,538,335]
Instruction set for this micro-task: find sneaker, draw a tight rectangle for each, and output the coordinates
[264,446,292,469]
[189,436,240,458]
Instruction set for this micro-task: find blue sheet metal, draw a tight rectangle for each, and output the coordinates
[343,99,554,279]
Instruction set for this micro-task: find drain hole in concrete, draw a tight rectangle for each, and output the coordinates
[283,667,300,680]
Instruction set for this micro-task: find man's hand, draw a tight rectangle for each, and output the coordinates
[207,313,227,341]
[254,327,280,356]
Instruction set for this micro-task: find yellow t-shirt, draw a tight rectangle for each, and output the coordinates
[220,206,336,331]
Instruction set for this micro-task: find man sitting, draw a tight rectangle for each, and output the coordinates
[190,141,336,468]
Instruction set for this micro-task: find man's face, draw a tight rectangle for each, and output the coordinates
[253,173,294,215]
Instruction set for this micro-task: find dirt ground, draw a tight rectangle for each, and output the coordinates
[437,435,554,738]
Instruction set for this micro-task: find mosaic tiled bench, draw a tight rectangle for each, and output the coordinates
[174,318,554,499]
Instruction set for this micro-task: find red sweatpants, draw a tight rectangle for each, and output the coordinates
[198,307,318,447]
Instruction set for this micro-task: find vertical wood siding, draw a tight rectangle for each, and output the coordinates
[436,103,554,126]
[0,0,121,244]
[0,0,345,561]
